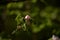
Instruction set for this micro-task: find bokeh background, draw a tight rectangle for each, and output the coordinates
[0,0,60,40]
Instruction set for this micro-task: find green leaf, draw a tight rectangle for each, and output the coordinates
[46,19,52,26]
[7,10,21,15]
[45,6,54,13]
[39,24,45,31]
[40,0,47,5]
[51,9,58,19]
[31,7,39,17]
[17,2,24,8]
[32,24,37,33]
[7,3,12,8]
[32,23,45,33]
[15,14,22,25]
[40,11,47,17]
[7,2,24,8]
[22,23,26,31]
[31,0,37,3]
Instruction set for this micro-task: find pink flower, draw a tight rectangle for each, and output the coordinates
[25,15,31,20]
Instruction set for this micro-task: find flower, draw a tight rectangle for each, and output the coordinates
[25,15,31,20]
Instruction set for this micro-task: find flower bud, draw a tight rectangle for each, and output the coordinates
[25,15,31,20]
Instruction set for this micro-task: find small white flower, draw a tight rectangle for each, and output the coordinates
[52,35,60,40]
[25,15,31,20]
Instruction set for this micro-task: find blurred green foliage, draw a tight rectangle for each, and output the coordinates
[0,0,60,40]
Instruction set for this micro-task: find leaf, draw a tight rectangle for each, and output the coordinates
[32,24,37,33]
[31,7,39,17]
[7,2,24,8]
[32,23,45,33]
[31,0,37,3]
[40,10,47,17]
[39,24,45,31]
[7,10,21,15]
[22,23,26,31]
[45,6,54,13]
[15,14,22,25]
[46,19,52,26]
[51,9,58,19]
[7,3,12,8]
[17,2,24,8]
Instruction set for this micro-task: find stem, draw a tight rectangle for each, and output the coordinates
[25,0,37,40]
